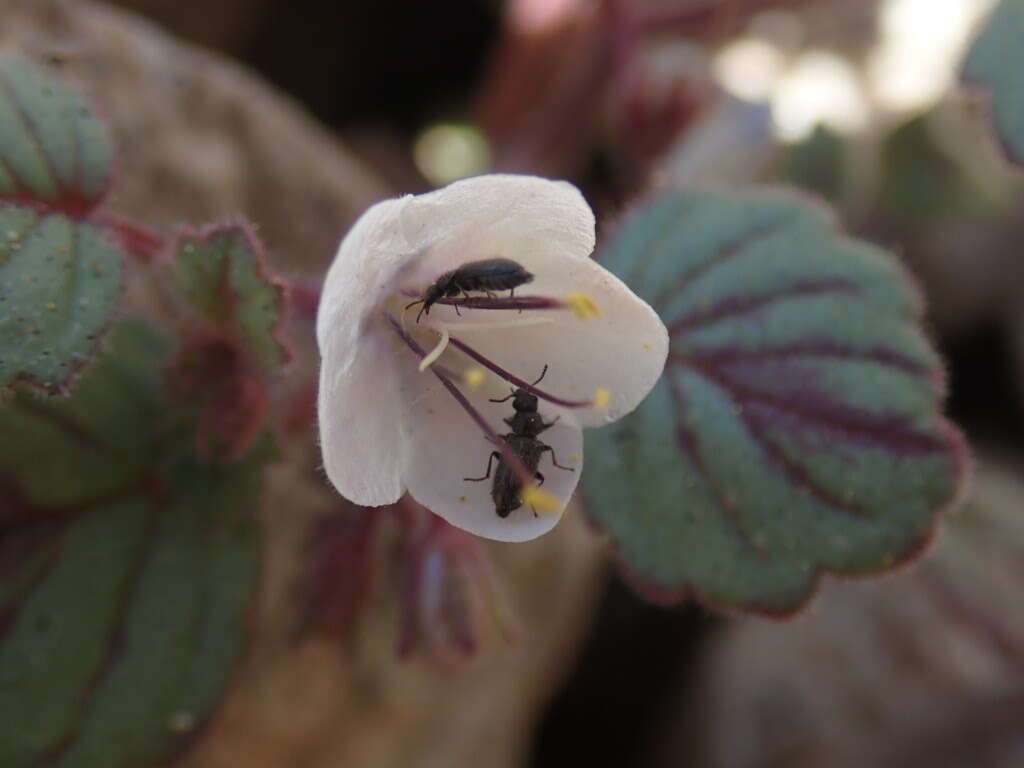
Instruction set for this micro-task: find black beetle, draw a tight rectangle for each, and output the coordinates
[405,258,533,322]
[463,366,574,518]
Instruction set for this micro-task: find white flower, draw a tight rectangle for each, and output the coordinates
[317,174,668,542]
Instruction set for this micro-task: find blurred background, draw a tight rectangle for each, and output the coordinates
[77,0,1024,764]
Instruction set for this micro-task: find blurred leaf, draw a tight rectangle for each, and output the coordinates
[782,124,844,201]
[46,454,261,768]
[585,190,967,614]
[0,320,167,508]
[0,458,260,768]
[0,58,125,393]
[0,319,263,767]
[0,207,123,393]
[172,223,288,371]
[691,458,1024,768]
[0,498,153,767]
[963,0,1024,166]
[0,57,113,212]
[878,114,983,225]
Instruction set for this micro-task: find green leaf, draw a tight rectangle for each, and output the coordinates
[782,125,845,202]
[963,0,1024,166]
[585,189,967,614]
[0,58,124,393]
[0,57,113,211]
[0,207,123,393]
[172,223,288,371]
[0,498,154,767]
[47,455,261,768]
[0,319,167,507]
[0,457,260,768]
[0,313,264,765]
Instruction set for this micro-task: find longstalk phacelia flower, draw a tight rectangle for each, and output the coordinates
[317,174,667,542]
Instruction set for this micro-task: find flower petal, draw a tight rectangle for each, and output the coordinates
[319,325,407,505]
[397,174,596,286]
[318,198,413,506]
[438,252,669,428]
[399,369,583,542]
[317,197,413,352]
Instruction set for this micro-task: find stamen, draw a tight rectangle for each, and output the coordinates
[593,387,612,409]
[436,316,554,332]
[463,367,487,390]
[445,335,593,409]
[520,485,562,514]
[386,313,537,489]
[418,327,451,371]
[438,295,565,312]
[565,292,602,320]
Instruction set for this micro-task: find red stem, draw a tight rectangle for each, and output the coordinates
[95,212,165,262]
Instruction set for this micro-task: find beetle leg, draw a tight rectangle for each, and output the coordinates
[503,417,514,428]
[535,471,545,486]
[463,451,500,482]
[539,415,560,432]
[543,445,575,472]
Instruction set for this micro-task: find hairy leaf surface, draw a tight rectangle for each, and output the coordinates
[585,190,966,613]
[964,0,1024,165]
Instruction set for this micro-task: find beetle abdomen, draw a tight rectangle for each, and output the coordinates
[491,434,546,517]
[453,258,533,293]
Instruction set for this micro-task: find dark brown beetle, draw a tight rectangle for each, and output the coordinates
[464,366,574,517]
[405,258,533,322]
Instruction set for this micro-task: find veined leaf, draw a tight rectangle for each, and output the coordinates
[172,223,288,371]
[585,189,967,614]
[0,320,263,767]
[0,320,166,507]
[0,207,123,393]
[0,56,112,213]
[0,458,260,768]
[963,0,1024,166]
[0,58,123,393]
[46,455,260,768]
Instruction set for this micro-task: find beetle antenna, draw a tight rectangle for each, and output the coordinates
[489,387,516,403]
[531,364,548,386]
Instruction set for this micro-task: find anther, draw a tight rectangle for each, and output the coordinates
[463,367,486,390]
[564,292,601,320]
[446,335,592,409]
[520,484,561,514]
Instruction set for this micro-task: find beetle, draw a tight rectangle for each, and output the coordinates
[463,366,574,518]
[405,257,533,322]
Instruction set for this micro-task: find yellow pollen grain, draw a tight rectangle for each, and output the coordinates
[521,484,561,514]
[418,327,450,371]
[643,343,651,351]
[569,453,582,464]
[46,302,57,311]
[593,387,612,409]
[564,292,602,320]
[463,367,486,390]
